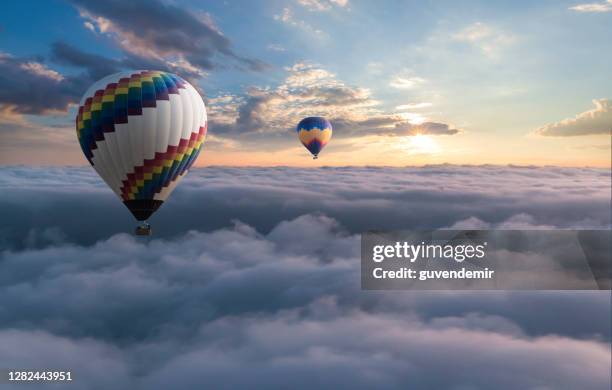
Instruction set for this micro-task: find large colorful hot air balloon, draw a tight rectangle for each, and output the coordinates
[296,117,332,159]
[75,70,207,235]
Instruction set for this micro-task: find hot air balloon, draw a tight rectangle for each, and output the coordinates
[75,70,207,235]
[296,117,332,159]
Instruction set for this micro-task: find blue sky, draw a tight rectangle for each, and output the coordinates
[0,0,611,166]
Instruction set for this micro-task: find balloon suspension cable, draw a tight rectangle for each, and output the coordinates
[135,220,152,236]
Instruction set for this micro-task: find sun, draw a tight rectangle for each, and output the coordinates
[406,134,440,154]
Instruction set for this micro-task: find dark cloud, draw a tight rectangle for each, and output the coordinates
[70,0,267,72]
[333,117,461,137]
[298,85,372,107]
[0,40,203,121]
[0,53,86,115]
[0,0,267,121]
[0,43,197,121]
[50,41,204,86]
[234,92,279,133]
[50,41,122,81]
[408,121,461,135]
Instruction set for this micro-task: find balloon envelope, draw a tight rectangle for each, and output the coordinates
[76,70,207,221]
[296,117,332,158]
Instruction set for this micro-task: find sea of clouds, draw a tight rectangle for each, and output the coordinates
[0,165,610,389]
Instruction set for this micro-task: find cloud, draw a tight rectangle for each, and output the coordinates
[365,62,384,75]
[19,62,64,81]
[50,41,123,81]
[274,8,327,37]
[297,0,349,11]
[0,209,610,388]
[70,0,267,73]
[0,35,216,130]
[141,310,608,389]
[208,62,378,136]
[1,0,272,164]
[408,122,460,135]
[0,166,610,388]
[0,50,88,164]
[332,117,461,137]
[0,165,609,250]
[0,330,132,389]
[0,52,86,115]
[389,76,426,90]
[50,41,204,84]
[2,10,251,121]
[452,22,515,59]
[570,0,612,12]
[208,63,458,146]
[267,43,286,52]
[535,99,612,136]
[396,102,433,110]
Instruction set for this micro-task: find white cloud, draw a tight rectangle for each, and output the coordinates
[535,99,612,136]
[83,20,96,32]
[453,22,515,59]
[19,62,64,82]
[396,102,433,110]
[283,62,338,87]
[398,112,428,125]
[205,62,459,140]
[331,0,349,7]
[267,43,286,52]
[297,0,349,11]
[0,180,610,389]
[389,76,426,90]
[570,0,612,12]
[366,62,384,75]
[209,62,381,134]
[274,8,326,36]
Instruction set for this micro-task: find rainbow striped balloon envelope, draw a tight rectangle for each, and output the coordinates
[296,117,332,159]
[75,70,207,233]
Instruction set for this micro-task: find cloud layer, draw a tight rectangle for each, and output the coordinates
[0,216,610,389]
[0,166,610,388]
[1,165,609,250]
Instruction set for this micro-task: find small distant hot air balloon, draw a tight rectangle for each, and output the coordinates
[296,117,332,159]
[75,70,207,235]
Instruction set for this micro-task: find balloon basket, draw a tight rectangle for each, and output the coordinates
[135,221,152,236]
[313,155,318,160]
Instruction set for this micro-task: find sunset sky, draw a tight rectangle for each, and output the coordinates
[0,0,610,167]
[1,2,611,388]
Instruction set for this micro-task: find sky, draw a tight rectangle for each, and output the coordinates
[1,3,611,388]
[0,165,610,389]
[0,0,611,167]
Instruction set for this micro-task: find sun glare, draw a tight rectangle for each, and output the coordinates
[402,134,440,155]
